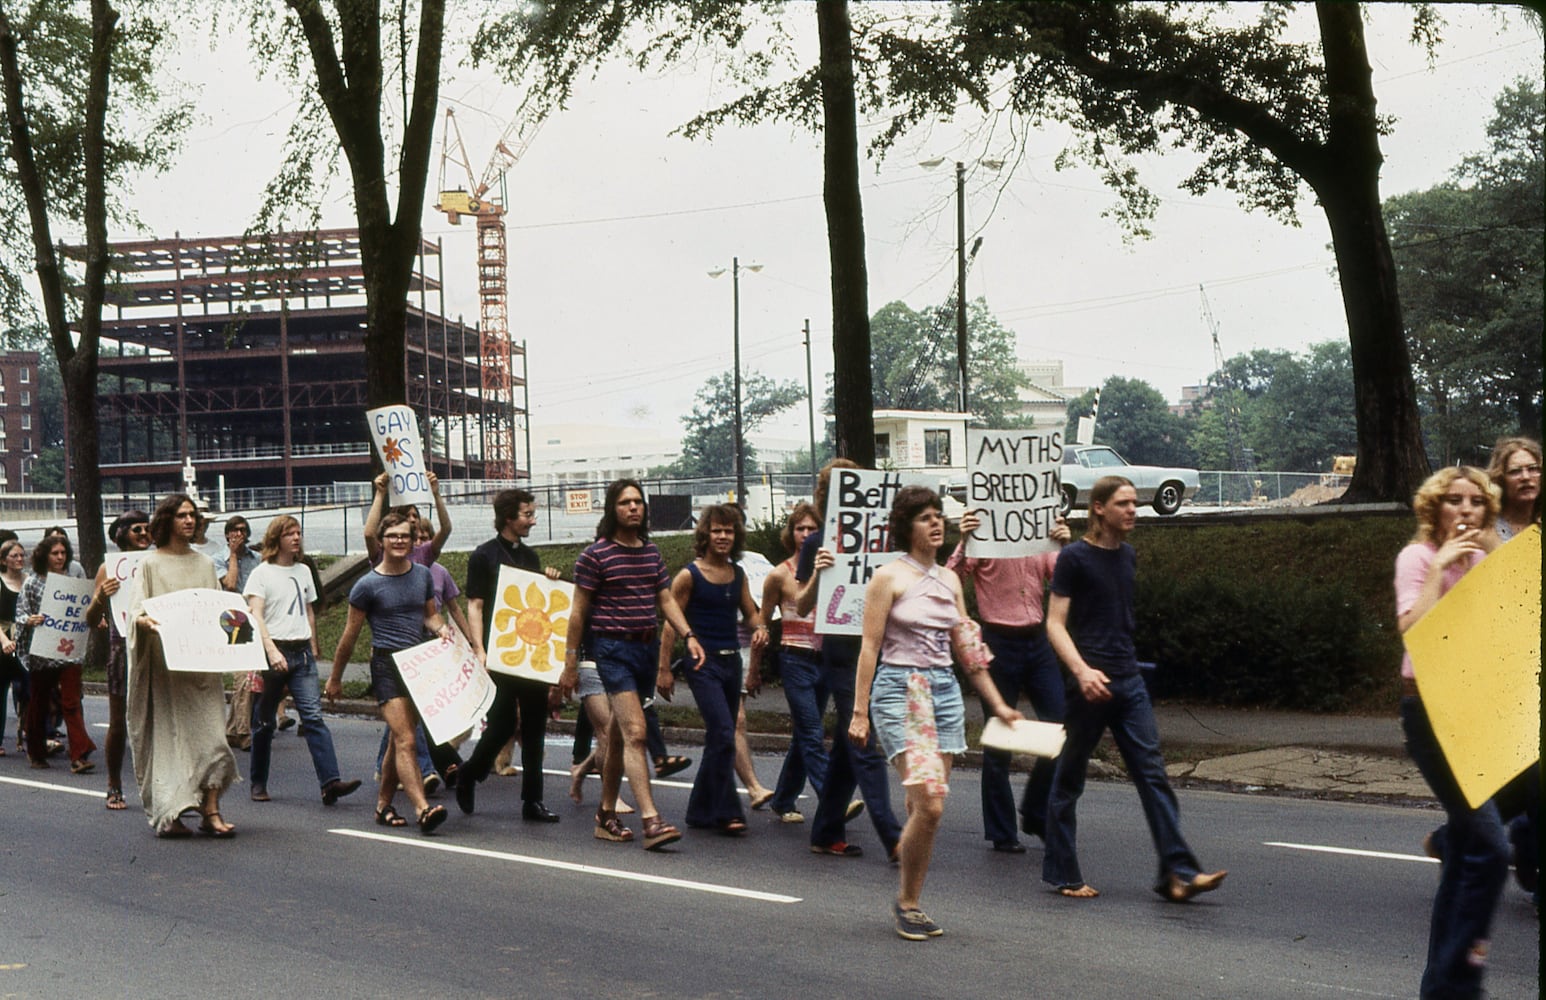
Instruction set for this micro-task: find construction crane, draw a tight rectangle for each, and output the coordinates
[1200,284,1258,482]
[435,108,540,481]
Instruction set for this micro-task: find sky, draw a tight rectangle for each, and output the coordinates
[126,3,1543,449]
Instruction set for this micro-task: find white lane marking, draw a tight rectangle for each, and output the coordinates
[329,828,803,903]
[1266,841,1438,864]
[1274,979,1402,997]
[0,775,102,798]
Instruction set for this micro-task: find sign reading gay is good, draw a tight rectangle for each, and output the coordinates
[366,404,433,507]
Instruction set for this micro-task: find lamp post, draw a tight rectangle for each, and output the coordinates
[708,257,762,508]
[920,157,1003,415]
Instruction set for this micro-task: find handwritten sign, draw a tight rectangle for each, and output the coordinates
[393,623,497,743]
[814,469,937,636]
[34,573,95,664]
[488,567,572,683]
[964,429,1063,558]
[1406,525,1541,808]
[141,588,266,673]
[105,550,150,635]
[366,404,432,507]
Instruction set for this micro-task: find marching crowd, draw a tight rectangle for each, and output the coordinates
[0,436,1538,987]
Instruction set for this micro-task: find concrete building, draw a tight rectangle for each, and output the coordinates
[0,350,43,491]
[1013,359,1087,428]
[873,408,968,477]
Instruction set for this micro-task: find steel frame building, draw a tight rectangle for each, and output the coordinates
[86,228,525,503]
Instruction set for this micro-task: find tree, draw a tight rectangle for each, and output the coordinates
[1064,376,1195,468]
[1386,78,1543,465]
[668,371,805,479]
[882,2,1432,502]
[249,0,444,410]
[859,298,1029,427]
[1221,342,1358,471]
[0,0,184,569]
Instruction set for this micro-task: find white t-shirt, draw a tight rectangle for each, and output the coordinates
[243,561,317,642]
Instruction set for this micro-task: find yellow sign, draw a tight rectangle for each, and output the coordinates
[1405,525,1541,808]
[487,567,572,684]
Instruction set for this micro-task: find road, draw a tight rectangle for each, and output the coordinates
[0,697,1537,999]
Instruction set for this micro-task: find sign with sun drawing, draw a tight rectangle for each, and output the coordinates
[487,567,572,684]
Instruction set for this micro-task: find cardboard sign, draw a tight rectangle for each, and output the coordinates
[105,550,150,636]
[964,429,1064,558]
[1405,525,1541,808]
[813,469,937,636]
[141,588,266,673]
[392,623,497,743]
[487,566,572,683]
[32,573,96,664]
[366,404,433,507]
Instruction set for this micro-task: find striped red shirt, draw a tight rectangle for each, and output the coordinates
[573,538,669,633]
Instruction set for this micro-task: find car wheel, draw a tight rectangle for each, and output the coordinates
[1059,484,1078,517]
[1152,481,1184,515]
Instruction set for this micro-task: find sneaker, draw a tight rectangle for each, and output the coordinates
[774,809,805,824]
[893,900,943,940]
[810,840,863,857]
[845,799,865,822]
[423,773,443,796]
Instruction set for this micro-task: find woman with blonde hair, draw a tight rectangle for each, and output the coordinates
[1395,465,1508,999]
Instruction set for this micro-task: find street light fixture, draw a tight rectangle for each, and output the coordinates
[708,257,762,508]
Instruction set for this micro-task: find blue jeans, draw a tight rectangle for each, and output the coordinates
[1401,696,1509,1000]
[1043,671,1200,888]
[251,647,341,789]
[770,647,829,814]
[684,651,743,828]
[979,626,1065,844]
[810,641,901,852]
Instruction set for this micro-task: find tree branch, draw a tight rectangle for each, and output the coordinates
[390,0,444,266]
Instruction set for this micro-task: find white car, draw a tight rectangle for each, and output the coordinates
[1059,445,1200,516]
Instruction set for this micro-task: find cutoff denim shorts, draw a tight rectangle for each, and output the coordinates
[592,635,657,697]
[868,663,967,762]
[575,659,605,699]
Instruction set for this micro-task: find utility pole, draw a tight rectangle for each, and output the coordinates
[803,318,817,481]
[956,160,968,413]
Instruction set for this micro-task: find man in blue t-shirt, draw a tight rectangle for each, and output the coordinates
[1042,475,1225,902]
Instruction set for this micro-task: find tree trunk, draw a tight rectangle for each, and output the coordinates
[816,0,874,466]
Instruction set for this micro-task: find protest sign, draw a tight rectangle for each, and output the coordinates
[141,588,266,673]
[105,549,150,635]
[487,567,572,683]
[366,404,433,507]
[964,429,1064,558]
[33,573,96,664]
[1406,524,1541,808]
[393,623,497,743]
[813,469,937,636]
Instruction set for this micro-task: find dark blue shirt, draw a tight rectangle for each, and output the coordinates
[1049,539,1139,677]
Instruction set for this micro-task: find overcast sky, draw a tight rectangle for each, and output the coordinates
[131,3,1542,447]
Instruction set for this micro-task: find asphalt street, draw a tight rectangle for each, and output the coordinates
[0,696,1537,999]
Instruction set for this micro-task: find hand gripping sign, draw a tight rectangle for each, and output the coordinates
[34,573,96,664]
[367,404,433,507]
[964,428,1064,559]
[392,622,497,744]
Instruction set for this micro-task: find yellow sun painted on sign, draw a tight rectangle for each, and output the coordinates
[490,569,571,681]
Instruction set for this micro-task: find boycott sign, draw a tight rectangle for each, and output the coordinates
[814,469,937,636]
[366,404,433,507]
[105,549,150,636]
[393,623,496,744]
[964,429,1064,558]
[34,573,95,663]
[141,588,266,673]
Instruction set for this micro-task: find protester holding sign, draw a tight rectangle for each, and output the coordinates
[363,469,451,566]
[947,509,1070,853]
[244,516,362,808]
[327,511,452,835]
[1042,476,1225,902]
[659,504,767,837]
[15,536,97,773]
[761,503,828,824]
[1395,466,1509,1000]
[85,509,151,810]
[457,488,565,822]
[129,494,240,838]
[849,486,1025,941]
[0,540,26,758]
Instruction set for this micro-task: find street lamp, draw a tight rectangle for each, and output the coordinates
[920,157,1003,414]
[708,257,762,508]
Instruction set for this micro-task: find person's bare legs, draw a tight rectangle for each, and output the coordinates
[602,690,659,819]
[380,698,431,818]
[104,692,127,806]
[896,755,950,910]
[734,702,772,805]
[200,785,234,834]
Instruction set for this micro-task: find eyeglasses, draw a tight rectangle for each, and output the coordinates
[1506,464,1541,478]
[382,533,414,542]
[128,525,149,534]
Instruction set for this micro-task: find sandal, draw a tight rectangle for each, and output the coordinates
[417,804,448,834]
[198,812,237,838]
[105,788,127,811]
[1156,870,1227,903]
[653,755,691,779]
[718,817,748,836]
[156,818,193,839]
[640,814,682,851]
[375,804,408,828]
[594,808,634,842]
[70,758,96,775]
[747,789,774,811]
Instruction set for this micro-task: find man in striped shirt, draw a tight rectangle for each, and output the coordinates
[561,479,704,851]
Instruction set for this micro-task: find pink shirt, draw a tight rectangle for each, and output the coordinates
[1395,541,1484,680]
[880,558,957,668]
[777,558,820,651]
[945,542,1061,628]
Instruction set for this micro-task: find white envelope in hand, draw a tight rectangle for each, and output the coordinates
[981,718,1067,759]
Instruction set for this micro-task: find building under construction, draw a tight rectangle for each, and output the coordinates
[87,228,526,503]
